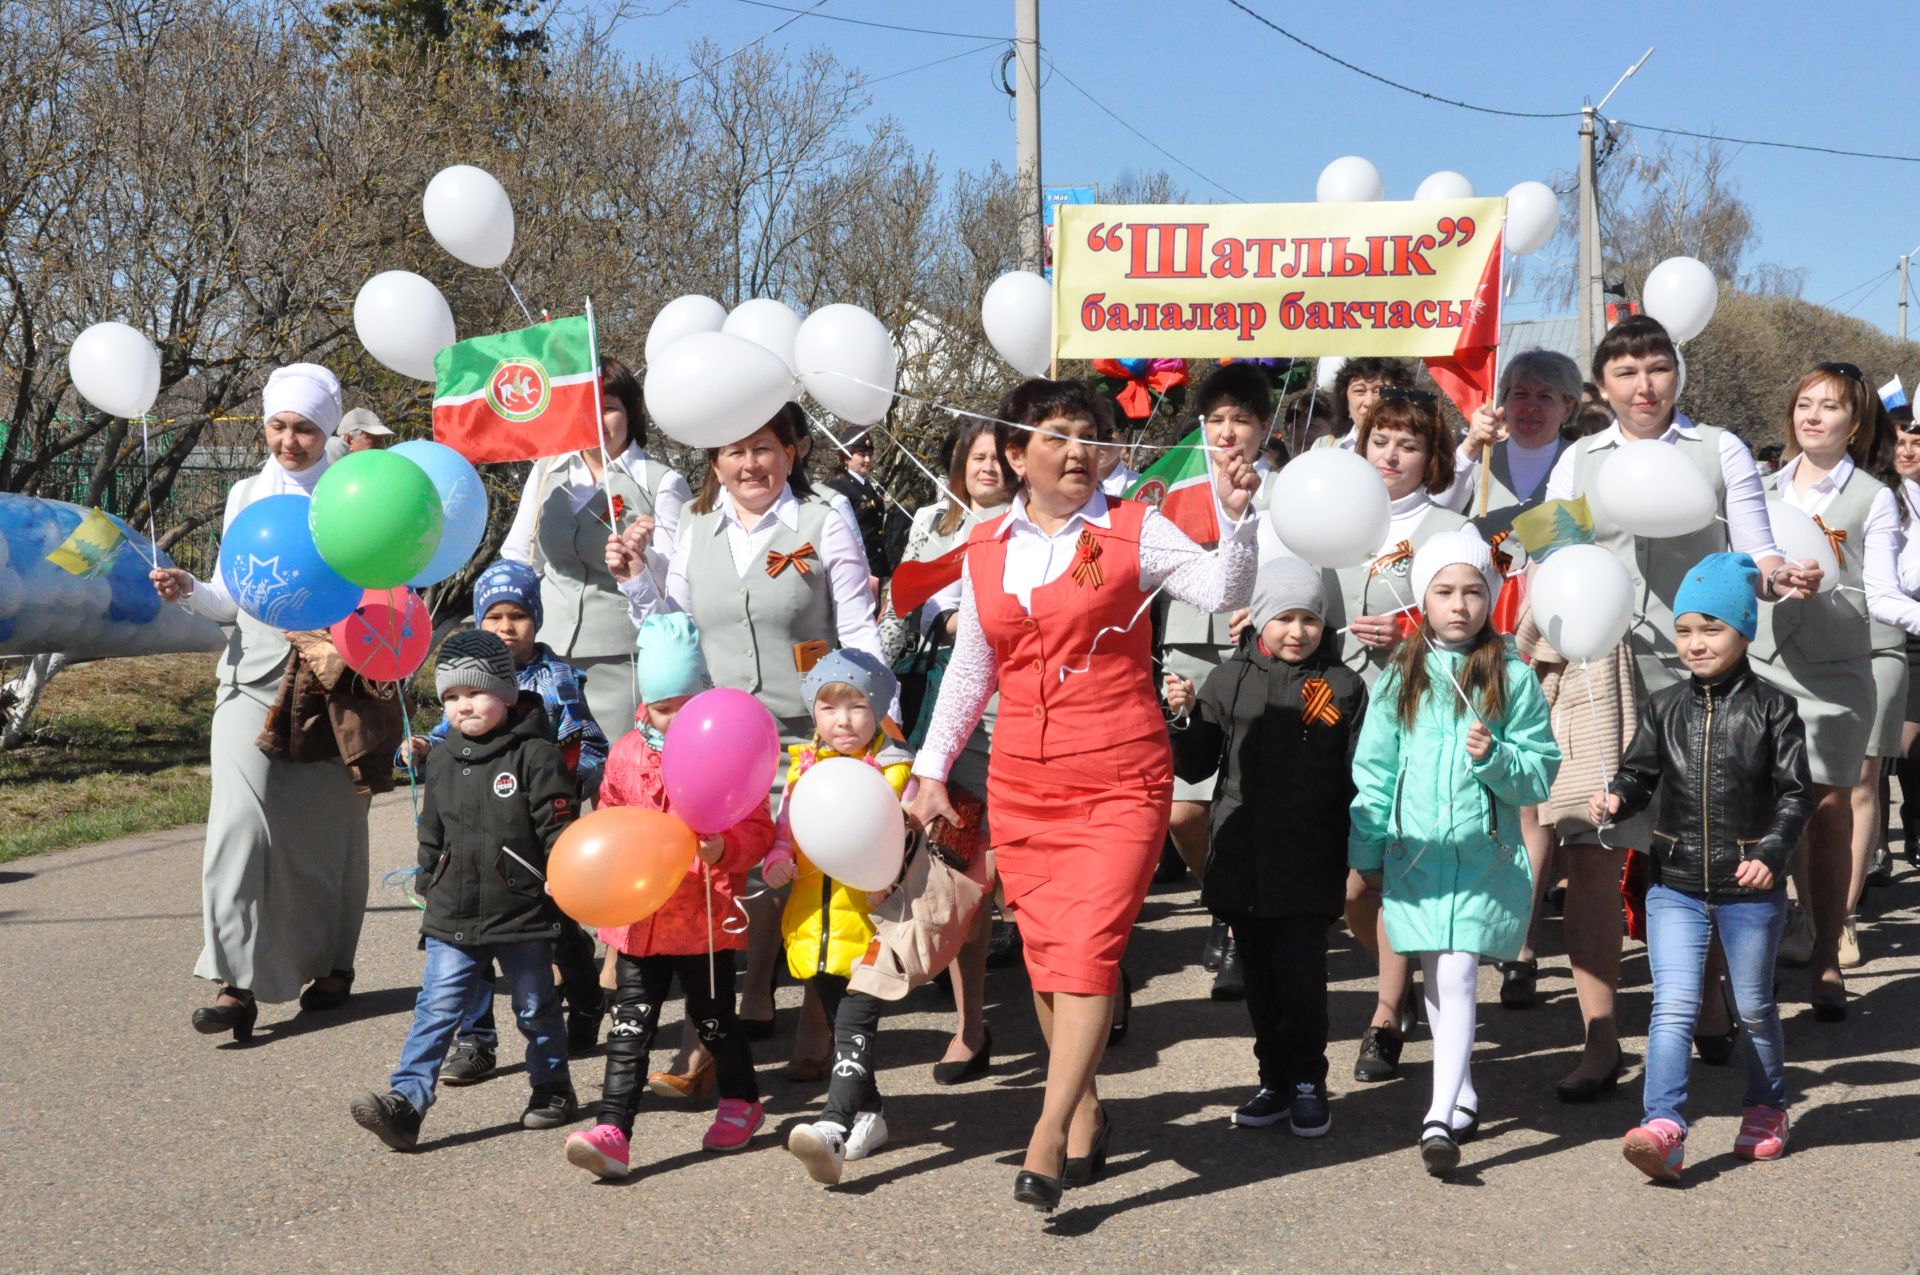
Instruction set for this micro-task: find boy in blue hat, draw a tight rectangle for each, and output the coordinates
[1590,552,1814,1183]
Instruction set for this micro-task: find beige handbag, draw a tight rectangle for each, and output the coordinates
[848,795,991,1001]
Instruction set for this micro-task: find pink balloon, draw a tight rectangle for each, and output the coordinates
[661,687,781,835]
[330,587,432,681]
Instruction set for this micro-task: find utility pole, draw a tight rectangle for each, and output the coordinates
[1577,48,1654,366]
[1014,0,1043,273]
[1900,253,1910,342]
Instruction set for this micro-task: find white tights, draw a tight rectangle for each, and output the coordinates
[1421,951,1481,1130]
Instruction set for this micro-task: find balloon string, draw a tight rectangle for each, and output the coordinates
[704,860,717,999]
[1377,575,1486,728]
[1580,657,1617,853]
[803,406,939,534]
[500,269,537,327]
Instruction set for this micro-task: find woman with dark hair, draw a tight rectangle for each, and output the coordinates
[502,355,692,741]
[1314,357,1493,512]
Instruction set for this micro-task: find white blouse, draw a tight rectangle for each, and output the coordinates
[1777,455,1920,636]
[912,490,1258,781]
[1325,428,1481,514]
[500,444,691,584]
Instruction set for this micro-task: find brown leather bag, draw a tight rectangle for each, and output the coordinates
[848,786,990,1001]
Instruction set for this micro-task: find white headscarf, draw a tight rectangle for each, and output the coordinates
[225,362,344,528]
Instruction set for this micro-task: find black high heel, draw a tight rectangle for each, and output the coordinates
[1013,1156,1067,1213]
[1107,969,1132,1047]
[1062,1107,1111,1188]
[192,988,257,1043]
[1556,1047,1625,1103]
[298,969,354,1013]
[931,1028,993,1086]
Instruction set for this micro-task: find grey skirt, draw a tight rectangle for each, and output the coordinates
[1869,645,1907,758]
[1749,651,1875,788]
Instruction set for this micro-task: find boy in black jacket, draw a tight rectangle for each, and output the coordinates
[351,632,582,1151]
[1165,556,1367,1138]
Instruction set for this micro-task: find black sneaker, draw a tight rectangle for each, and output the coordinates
[349,1089,422,1151]
[521,1083,580,1130]
[1210,936,1245,1001]
[567,1008,604,1057]
[1353,1025,1404,1082]
[1288,1081,1331,1138]
[1230,1087,1288,1128]
[441,1039,497,1086]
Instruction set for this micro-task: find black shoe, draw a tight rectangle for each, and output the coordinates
[1867,845,1895,887]
[931,1029,993,1086]
[1231,1087,1288,1128]
[738,1015,776,1042]
[1353,1025,1403,1082]
[1497,959,1537,1009]
[350,1089,422,1151]
[298,970,354,1013]
[1202,918,1228,971]
[441,1039,497,1086]
[985,918,1022,970]
[1556,1049,1625,1103]
[1153,839,1188,885]
[521,1083,580,1130]
[1061,1108,1111,1188]
[1694,975,1739,1065]
[192,989,257,1043]
[1107,969,1132,1046]
[566,1007,604,1057]
[1210,937,1245,1002]
[1013,1161,1066,1213]
[1288,1082,1331,1138]
[1419,1120,1460,1177]
[1397,980,1420,1036]
[1811,971,1848,1022]
[1451,1105,1480,1144]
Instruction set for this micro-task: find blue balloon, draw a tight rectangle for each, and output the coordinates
[219,494,361,630]
[393,439,490,587]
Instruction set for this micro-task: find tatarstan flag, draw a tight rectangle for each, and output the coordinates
[433,316,601,465]
[1125,424,1218,543]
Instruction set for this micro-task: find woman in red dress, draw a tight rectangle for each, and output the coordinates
[909,380,1259,1211]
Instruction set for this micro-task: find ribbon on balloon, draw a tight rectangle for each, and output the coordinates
[1091,358,1189,421]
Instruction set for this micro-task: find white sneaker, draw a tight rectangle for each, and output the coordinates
[1838,914,1863,968]
[787,1120,847,1185]
[845,1109,888,1161]
[1778,904,1814,968]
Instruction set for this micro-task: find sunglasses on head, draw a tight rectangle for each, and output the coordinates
[1815,361,1865,384]
[1377,386,1438,407]
[1897,417,1920,437]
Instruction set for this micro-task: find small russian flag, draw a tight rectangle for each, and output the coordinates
[1881,375,1909,412]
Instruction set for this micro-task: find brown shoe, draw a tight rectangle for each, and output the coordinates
[646,1058,715,1100]
[784,1056,830,1083]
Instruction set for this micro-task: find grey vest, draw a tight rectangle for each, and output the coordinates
[1468,438,1566,543]
[1323,504,1469,684]
[1161,469,1282,647]
[1752,465,1884,666]
[1570,425,1728,688]
[532,456,663,663]
[687,499,838,722]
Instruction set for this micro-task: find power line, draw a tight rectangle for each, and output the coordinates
[865,39,1005,87]
[730,0,998,40]
[1610,119,1920,165]
[1820,266,1897,310]
[1221,0,1577,120]
[678,0,828,85]
[1044,58,1248,201]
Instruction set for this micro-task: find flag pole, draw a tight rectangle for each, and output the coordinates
[585,296,619,536]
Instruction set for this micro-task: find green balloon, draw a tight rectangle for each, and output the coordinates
[309,451,446,589]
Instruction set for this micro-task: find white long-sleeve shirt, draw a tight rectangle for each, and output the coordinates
[1777,454,1920,636]
[911,490,1258,781]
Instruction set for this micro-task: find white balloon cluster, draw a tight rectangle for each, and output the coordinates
[1314,159,1561,260]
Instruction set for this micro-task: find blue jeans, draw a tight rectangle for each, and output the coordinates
[390,938,568,1114]
[1642,884,1788,1131]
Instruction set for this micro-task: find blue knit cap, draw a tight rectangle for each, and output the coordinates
[1673,552,1760,640]
[636,613,711,704]
[472,560,542,628]
[801,647,897,716]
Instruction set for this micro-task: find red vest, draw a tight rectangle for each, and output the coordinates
[966,498,1167,761]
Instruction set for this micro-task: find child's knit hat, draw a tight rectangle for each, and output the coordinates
[635,613,711,704]
[1673,552,1760,640]
[436,630,518,703]
[1250,555,1327,628]
[1411,527,1500,605]
[472,560,543,628]
[801,647,897,716]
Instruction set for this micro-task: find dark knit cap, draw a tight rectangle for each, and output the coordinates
[436,630,518,703]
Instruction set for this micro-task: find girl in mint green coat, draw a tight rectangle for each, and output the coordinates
[1348,530,1559,1178]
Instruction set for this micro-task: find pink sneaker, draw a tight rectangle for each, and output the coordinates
[1622,1118,1686,1183]
[702,1098,765,1152]
[1733,1106,1789,1161]
[564,1123,631,1179]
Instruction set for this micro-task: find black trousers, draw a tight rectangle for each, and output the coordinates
[461,922,601,1045]
[1229,914,1331,1090]
[811,973,885,1127]
[596,950,757,1135]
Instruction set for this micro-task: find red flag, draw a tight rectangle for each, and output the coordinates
[1423,231,1503,420]
[888,543,967,616]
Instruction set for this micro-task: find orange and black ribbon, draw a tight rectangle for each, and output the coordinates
[1812,515,1848,569]
[1369,540,1413,577]
[765,543,817,578]
[1487,529,1514,577]
[1071,529,1104,588]
[1301,677,1341,727]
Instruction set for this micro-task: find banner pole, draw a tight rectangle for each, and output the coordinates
[585,296,618,536]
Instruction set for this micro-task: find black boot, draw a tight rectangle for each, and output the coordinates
[1202,918,1229,972]
[1210,934,1245,1001]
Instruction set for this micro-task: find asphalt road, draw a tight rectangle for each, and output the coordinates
[4,794,1918,1273]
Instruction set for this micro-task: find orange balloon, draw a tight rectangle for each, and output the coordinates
[548,808,698,928]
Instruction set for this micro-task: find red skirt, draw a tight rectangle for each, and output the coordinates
[987,733,1173,995]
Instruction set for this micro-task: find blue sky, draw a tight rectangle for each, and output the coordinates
[614,1,1920,339]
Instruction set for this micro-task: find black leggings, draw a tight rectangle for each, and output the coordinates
[812,973,885,1127]
[597,950,757,1135]
[1231,914,1331,1090]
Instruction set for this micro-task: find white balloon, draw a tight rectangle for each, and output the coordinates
[1269,449,1392,568]
[1594,439,1717,538]
[1675,347,1688,401]
[1766,499,1840,593]
[1316,155,1385,203]
[422,164,515,270]
[641,331,796,449]
[645,294,729,365]
[68,322,161,419]
[1414,170,1475,201]
[353,271,456,382]
[1504,180,1560,257]
[980,271,1053,377]
[785,755,906,891]
[1642,256,1719,342]
[1315,356,1347,392]
[794,304,898,425]
[722,298,804,373]
[1529,544,1636,661]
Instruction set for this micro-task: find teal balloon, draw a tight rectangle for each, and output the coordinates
[309,451,445,589]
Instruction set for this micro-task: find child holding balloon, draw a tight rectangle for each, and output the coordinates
[763,648,915,1186]
[563,614,778,1180]
[1347,530,1559,1178]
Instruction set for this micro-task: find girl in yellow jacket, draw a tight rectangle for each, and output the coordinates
[761,650,913,1185]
